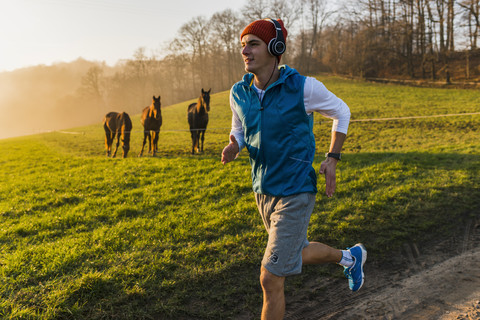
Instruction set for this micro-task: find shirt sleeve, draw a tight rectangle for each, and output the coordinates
[304,77,351,134]
[229,89,246,152]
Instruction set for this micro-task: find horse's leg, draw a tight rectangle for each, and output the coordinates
[196,131,201,153]
[200,129,205,153]
[139,130,147,157]
[152,130,159,156]
[112,131,120,158]
[105,133,111,157]
[109,131,116,157]
[104,125,111,157]
[190,130,195,154]
[147,131,152,155]
[151,131,156,156]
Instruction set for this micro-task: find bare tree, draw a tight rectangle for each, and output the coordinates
[165,39,191,102]
[268,0,301,30]
[426,0,438,80]
[458,0,480,49]
[416,0,428,78]
[446,0,455,51]
[80,65,104,101]
[210,9,245,86]
[127,47,150,103]
[178,16,210,94]
[265,0,302,65]
[304,0,334,74]
[241,0,270,21]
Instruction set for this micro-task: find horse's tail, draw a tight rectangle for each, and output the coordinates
[122,113,133,143]
[122,112,132,129]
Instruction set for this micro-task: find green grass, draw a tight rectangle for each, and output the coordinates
[0,76,479,319]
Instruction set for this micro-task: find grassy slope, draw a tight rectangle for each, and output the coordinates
[0,77,479,319]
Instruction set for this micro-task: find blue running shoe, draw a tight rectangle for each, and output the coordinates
[343,243,367,292]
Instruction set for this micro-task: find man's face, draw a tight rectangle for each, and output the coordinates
[241,34,275,74]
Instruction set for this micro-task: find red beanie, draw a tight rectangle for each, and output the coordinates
[240,19,288,51]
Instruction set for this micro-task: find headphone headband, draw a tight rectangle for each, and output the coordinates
[265,18,286,56]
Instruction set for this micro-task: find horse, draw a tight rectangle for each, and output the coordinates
[187,88,211,154]
[103,112,132,158]
[139,96,162,157]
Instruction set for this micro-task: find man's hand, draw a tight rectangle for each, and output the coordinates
[319,157,338,197]
[221,135,240,164]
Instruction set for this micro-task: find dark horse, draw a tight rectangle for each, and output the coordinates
[139,96,162,157]
[187,88,211,154]
[103,112,132,158]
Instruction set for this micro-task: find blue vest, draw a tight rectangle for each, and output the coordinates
[231,65,317,196]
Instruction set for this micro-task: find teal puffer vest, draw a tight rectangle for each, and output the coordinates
[231,65,317,196]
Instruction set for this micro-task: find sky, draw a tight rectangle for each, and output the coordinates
[0,0,245,72]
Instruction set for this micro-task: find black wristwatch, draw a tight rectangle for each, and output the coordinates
[325,152,341,161]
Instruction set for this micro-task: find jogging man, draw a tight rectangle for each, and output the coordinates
[221,18,367,319]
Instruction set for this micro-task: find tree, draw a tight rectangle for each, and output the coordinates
[80,65,104,101]
[268,0,301,31]
[304,0,334,73]
[241,0,270,21]
[178,16,210,94]
[210,9,245,86]
[458,0,480,49]
[127,47,151,104]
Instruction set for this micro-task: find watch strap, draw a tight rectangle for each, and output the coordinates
[325,152,341,160]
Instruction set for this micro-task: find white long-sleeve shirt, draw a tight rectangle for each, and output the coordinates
[229,76,351,152]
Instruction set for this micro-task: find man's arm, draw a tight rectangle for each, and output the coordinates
[319,131,346,197]
[304,77,350,198]
[222,91,244,165]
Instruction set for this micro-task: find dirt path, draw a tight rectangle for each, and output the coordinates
[283,218,480,320]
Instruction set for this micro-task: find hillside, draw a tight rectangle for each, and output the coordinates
[0,76,479,319]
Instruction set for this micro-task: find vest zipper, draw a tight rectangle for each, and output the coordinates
[259,91,265,194]
[248,79,265,194]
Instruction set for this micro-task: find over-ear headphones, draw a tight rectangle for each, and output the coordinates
[265,18,286,56]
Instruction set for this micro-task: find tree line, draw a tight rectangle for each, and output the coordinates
[85,0,479,115]
[1,0,478,139]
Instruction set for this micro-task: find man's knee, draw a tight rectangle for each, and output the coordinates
[260,267,285,293]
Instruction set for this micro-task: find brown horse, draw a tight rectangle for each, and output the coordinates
[139,96,162,157]
[187,88,211,154]
[103,112,132,158]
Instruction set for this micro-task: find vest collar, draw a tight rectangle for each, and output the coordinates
[242,65,293,90]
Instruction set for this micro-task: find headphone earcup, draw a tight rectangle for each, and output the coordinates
[268,38,276,56]
[268,38,286,56]
[266,19,286,56]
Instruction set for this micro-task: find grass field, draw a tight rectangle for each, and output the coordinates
[0,76,479,319]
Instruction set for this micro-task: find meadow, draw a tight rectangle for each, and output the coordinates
[0,76,479,319]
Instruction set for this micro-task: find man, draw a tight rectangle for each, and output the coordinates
[221,18,366,319]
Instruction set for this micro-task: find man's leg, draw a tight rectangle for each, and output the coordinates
[302,241,342,265]
[260,266,285,320]
[302,242,367,292]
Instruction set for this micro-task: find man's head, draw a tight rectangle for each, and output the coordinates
[240,19,288,74]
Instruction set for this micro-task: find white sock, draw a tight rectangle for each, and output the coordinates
[339,250,355,268]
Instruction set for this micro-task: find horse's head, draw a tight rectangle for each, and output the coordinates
[150,96,161,120]
[201,88,211,112]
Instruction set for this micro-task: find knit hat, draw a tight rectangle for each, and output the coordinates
[240,19,288,58]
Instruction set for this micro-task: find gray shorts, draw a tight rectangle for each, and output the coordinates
[255,192,316,277]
